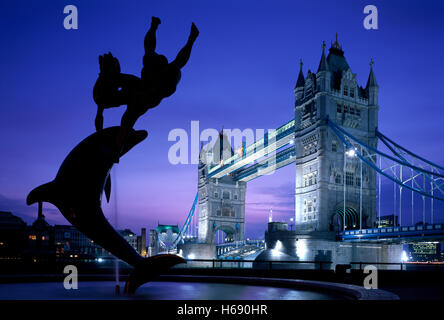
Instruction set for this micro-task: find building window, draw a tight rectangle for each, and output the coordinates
[343,85,348,96]
[223,191,230,199]
[356,177,361,187]
[332,140,338,152]
[234,194,238,200]
[350,107,355,115]
[337,104,342,113]
[343,105,349,113]
[346,172,354,186]
[305,198,316,215]
[350,87,355,98]
[356,108,361,116]
[214,192,218,198]
[303,172,317,187]
[222,207,231,216]
[335,174,342,184]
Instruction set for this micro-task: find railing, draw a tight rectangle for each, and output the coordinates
[350,261,444,271]
[176,259,332,270]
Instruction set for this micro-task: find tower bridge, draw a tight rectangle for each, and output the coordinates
[174,36,444,264]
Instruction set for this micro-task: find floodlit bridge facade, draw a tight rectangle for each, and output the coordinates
[173,37,444,262]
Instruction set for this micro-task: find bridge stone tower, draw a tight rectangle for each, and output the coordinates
[294,37,379,235]
[197,131,246,244]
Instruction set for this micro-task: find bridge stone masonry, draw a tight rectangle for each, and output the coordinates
[197,131,247,244]
[177,35,444,266]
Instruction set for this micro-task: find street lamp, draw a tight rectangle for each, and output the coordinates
[290,217,294,231]
[346,148,357,158]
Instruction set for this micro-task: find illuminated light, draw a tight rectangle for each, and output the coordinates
[401,250,408,262]
[346,148,357,157]
[296,239,308,260]
[178,249,183,257]
[188,253,195,260]
[274,240,283,252]
[289,140,294,145]
[271,249,282,257]
[97,258,103,263]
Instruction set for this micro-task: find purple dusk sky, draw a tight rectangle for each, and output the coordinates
[1,0,444,239]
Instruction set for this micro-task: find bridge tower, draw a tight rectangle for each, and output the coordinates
[197,131,246,244]
[294,36,379,235]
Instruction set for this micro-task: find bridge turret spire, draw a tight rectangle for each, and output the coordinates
[366,58,378,88]
[317,41,329,72]
[295,59,305,89]
[366,58,379,106]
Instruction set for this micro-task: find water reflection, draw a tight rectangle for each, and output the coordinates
[0,281,346,300]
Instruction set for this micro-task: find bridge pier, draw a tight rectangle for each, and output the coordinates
[260,222,403,269]
[178,243,216,260]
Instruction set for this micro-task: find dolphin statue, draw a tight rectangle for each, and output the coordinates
[26,126,185,293]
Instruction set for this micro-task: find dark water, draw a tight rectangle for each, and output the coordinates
[0,281,346,300]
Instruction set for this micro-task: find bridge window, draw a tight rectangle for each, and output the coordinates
[223,191,230,199]
[335,174,342,184]
[303,172,317,187]
[346,172,354,186]
[332,140,338,152]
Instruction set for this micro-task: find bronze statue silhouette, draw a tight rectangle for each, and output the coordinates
[93,16,198,201]
[27,17,198,294]
[93,16,199,144]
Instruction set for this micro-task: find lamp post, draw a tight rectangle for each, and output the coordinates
[344,147,357,231]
